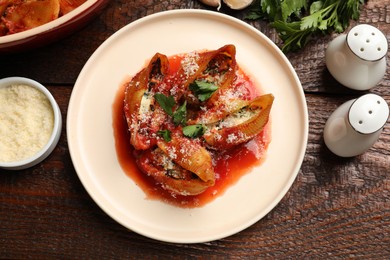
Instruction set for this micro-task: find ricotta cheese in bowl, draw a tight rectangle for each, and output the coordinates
[0,77,62,170]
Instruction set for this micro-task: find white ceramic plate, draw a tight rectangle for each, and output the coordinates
[67,9,308,243]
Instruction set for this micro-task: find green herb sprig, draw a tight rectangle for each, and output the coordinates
[154,93,187,126]
[154,93,175,116]
[182,124,206,138]
[157,130,172,142]
[189,80,218,102]
[246,0,365,53]
[154,93,206,140]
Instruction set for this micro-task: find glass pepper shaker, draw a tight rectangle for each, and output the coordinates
[324,93,389,157]
[325,24,388,91]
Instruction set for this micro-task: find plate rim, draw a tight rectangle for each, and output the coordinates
[67,9,308,243]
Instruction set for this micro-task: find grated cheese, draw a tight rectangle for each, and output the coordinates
[181,52,200,78]
[0,84,54,162]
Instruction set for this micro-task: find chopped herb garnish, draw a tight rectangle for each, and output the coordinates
[154,93,175,116]
[157,129,171,142]
[173,101,187,126]
[183,124,206,138]
[189,80,218,102]
[155,93,187,125]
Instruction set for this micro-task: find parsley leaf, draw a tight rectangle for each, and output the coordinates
[157,130,171,142]
[247,0,365,52]
[189,80,218,102]
[154,93,175,116]
[272,20,313,52]
[183,124,206,138]
[154,93,187,125]
[281,0,308,22]
[173,101,187,126]
[264,0,282,20]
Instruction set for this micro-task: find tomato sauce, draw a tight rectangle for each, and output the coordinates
[112,54,271,208]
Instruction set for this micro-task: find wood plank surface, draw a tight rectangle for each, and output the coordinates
[0,0,389,258]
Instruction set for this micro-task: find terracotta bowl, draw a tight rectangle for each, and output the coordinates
[0,0,110,54]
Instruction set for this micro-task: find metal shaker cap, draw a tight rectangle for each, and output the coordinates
[347,24,388,61]
[348,93,389,134]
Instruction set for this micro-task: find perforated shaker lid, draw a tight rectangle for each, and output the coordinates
[348,93,389,134]
[347,24,388,61]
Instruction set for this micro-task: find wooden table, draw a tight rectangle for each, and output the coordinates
[1,1,389,258]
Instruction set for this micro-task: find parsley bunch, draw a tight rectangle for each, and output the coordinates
[246,0,365,52]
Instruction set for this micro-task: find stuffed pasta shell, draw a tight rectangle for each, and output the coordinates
[120,45,274,201]
[203,94,274,150]
[171,44,237,106]
[137,135,215,196]
[0,0,87,36]
[124,53,170,150]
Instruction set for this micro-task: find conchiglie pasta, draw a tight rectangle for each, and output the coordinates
[122,45,274,197]
[0,0,87,36]
[203,94,274,150]
[124,53,170,150]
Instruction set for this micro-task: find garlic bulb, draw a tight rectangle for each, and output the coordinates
[223,0,254,10]
[199,0,221,10]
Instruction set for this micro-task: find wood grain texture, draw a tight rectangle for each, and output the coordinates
[0,0,389,258]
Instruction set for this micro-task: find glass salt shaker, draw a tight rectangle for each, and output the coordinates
[324,93,389,157]
[325,24,388,90]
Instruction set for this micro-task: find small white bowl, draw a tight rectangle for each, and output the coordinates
[0,77,62,170]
